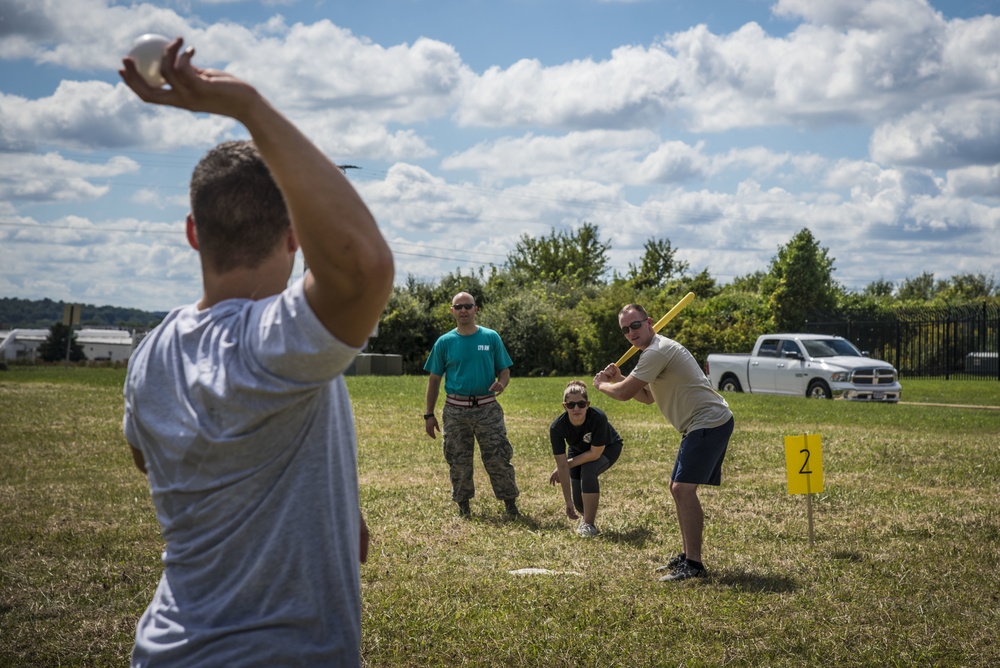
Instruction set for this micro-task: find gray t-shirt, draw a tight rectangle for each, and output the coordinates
[124,277,363,667]
[631,334,733,435]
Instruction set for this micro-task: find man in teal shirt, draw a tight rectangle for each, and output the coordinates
[424,292,520,517]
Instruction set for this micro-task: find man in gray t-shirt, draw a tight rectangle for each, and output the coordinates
[119,37,393,667]
[594,303,734,582]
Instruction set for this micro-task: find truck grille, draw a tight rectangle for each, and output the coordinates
[853,368,896,385]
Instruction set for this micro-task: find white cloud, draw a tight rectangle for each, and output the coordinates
[456,45,679,129]
[945,165,1000,199]
[442,130,660,184]
[636,140,708,183]
[131,188,188,209]
[773,0,940,31]
[0,211,199,310]
[184,19,473,127]
[1,2,467,160]
[0,151,138,201]
[870,99,1000,168]
[0,83,236,150]
[441,131,818,188]
[0,0,193,71]
[452,0,1000,151]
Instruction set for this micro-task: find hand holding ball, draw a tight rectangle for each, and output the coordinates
[127,34,171,87]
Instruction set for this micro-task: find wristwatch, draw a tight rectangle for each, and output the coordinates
[423,413,435,420]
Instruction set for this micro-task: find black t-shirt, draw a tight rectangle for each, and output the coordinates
[549,406,623,459]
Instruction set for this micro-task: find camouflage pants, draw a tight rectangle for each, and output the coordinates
[442,401,519,503]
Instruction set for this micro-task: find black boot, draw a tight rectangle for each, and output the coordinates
[504,498,519,517]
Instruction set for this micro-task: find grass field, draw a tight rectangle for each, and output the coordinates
[1,367,998,667]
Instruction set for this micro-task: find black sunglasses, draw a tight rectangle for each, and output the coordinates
[564,400,588,409]
[452,303,475,310]
[620,319,646,335]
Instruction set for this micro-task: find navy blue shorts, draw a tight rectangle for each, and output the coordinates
[671,416,734,486]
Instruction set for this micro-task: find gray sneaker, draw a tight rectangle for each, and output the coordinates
[659,561,706,582]
[576,522,600,537]
[654,553,686,572]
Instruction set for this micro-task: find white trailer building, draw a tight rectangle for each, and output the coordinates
[0,328,135,363]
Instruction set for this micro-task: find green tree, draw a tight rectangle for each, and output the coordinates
[863,277,896,299]
[729,271,766,294]
[0,297,165,329]
[761,228,838,331]
[711,289,770,353]
[625,237,689,290]
[505,222,611,286]
[666,268,719,300]
[897,272,944,302]
[38,323,86,362]
[367,286,438,374]
[478,285,581,376]
[431,269,488,310]
[938,272,997,301]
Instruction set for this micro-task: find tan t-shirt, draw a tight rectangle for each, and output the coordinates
[630,334,732,435]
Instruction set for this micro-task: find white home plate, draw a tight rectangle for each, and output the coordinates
[508,568,581,576]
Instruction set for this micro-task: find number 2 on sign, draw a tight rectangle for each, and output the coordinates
[798,448,811,475]
[785,434,823,495]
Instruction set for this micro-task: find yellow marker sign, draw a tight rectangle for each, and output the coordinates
[784,434,824,495]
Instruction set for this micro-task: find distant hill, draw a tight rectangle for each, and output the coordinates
[0,297,166,330]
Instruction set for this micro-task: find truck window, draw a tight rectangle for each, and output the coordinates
[802,339,862,358]
[779,340,802,357]
[758,340,779,357]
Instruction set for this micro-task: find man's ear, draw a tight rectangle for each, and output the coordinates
[286,228,300,253]
[186,214,199,251]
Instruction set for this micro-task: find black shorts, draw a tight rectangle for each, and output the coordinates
[671,416,734,486]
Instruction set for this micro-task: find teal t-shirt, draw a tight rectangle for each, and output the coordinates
[424,326,513,396]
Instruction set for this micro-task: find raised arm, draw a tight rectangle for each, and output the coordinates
[120,38,394,346]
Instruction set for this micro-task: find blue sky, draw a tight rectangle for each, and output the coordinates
[1,0,998,312]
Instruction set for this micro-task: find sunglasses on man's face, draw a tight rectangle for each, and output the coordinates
[452,303,475,310]
[620,319,646,335]
[564,400,588,409]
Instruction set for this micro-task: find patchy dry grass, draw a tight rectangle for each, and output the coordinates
[1,368,998,667]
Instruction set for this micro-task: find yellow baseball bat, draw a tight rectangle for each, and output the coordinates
[614,292,696,368]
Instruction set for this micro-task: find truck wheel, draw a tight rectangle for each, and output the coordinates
[807,380,832,400]
[720,375,743,393]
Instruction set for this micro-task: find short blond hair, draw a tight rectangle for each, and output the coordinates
[563,380,589,402]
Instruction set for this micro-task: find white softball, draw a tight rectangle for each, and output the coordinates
[127,34,171,87]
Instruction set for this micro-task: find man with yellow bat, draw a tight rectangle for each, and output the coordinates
[592,295,734,582]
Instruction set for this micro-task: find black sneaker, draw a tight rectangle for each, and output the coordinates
[659,561,706,582]
[504,499,520,517]
[457,500,471,517]
[654,553,686,572]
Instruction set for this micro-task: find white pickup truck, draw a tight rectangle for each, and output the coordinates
[705,334,901,402]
